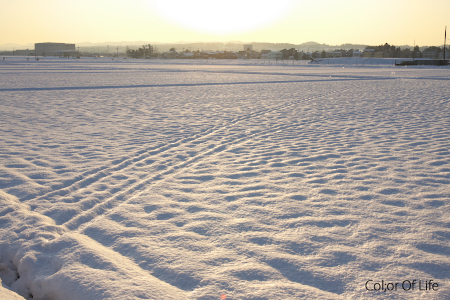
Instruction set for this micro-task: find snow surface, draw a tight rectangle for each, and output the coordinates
[1,278,26,300]
[0,57,449,299]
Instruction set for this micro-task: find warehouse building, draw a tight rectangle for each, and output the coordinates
[35,43,78,56]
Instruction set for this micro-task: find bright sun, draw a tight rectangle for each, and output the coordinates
[152,0,294,35]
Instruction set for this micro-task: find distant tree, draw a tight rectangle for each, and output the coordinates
[424,46,441,53]
[127,49,140,58]
[413,45,421,58]
[322,50,327,58]
[400,48,411,58]
[146,45,154,57]
[288,48,295,55]
[170,47,176,52]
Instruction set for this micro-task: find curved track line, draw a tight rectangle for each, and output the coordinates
[24,84,351,206]
[62,86,353,232]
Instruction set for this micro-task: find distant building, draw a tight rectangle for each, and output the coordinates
[422,50,438,59]
[438,51,450,59]
[13,49,35,56]
[363,49,374,58]
[201,51,220,59]
[163,51,178,59]
[312,51,322,59]
[374,51,383,58]
[303,52,313,60]
[260,50,271,59]
[35,43,77,56]
[179,52,194,58]
[267,51,283,60]
[352,51,361,57]
[326,51,343,58]
[237,51,247,59]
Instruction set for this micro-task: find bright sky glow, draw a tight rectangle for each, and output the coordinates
[152,0,293,35]
[1,0,449,47]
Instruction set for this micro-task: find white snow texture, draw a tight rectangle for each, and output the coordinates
[0,57,449,300]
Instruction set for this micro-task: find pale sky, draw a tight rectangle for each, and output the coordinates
[1,0,449,47]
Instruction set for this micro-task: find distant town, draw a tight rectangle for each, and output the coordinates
[1,42,449,60]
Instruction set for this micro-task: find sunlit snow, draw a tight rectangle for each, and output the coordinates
[0,57,449,300]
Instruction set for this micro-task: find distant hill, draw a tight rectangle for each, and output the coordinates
[2,41,439,53]
[0,43,34,50]
[0,41,370,52]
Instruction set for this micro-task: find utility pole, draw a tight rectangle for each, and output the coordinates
[444,26,447,61]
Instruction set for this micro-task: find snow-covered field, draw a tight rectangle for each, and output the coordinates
[0,57,449,300]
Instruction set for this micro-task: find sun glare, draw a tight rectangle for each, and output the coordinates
[152,0,294,35]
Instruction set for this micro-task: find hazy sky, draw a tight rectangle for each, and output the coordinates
[1,0,449,46]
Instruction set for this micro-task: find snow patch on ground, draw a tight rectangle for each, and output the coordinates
[0,278,26,300]
[0,57,449,299]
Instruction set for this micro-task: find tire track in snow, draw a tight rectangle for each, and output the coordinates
[61,86,353,232]
[23,127,218,203]
[22,109,253,206]
[24,83,351,209]
[64,120,303,232]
